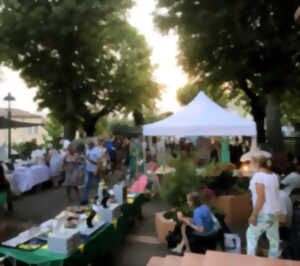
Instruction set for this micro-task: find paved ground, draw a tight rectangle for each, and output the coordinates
[111,197,173,266]
[0,184,249,266]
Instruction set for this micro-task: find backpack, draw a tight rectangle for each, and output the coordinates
[166,223,182,249]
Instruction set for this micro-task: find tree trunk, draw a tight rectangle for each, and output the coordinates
[239,79,266,145]
[251,109,266,145]
[266,92,284,153]
[83,115,99,137]
[64,119,76,140]
[133,109,144,126]
[81,107,112,136]
[64,87,76,140]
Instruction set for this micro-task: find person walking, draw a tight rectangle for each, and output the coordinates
[246,152,281,259]
[46,144,61,187]
[0,164,13,211]
[82,141,101,204]
[105,136,116,171]
[62,145,82,205]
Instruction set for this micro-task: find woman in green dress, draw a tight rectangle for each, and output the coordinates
[221,137,230,163]
[129,137,145,179]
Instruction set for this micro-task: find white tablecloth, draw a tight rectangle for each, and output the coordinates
[7,165,50,193]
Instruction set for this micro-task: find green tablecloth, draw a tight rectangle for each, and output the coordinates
[0,224,114,266]
[121,193,145,219]
[0,193,144,266]
[0,241,69,266]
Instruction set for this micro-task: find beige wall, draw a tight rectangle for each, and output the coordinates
[0,117,47,146]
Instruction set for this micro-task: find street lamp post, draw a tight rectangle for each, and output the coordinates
[4,92,15,159]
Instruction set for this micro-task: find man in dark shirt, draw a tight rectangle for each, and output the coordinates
[105,136,116,168]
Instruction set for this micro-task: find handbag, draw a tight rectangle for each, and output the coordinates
[166,223,182,249]
[73,164,85,186]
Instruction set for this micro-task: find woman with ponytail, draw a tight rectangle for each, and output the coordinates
[247,152,281,258]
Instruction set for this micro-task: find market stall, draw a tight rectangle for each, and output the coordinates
[0,193,144,266]
[143,91,257,166]
[6,164,50,193]
[143,92,257,224]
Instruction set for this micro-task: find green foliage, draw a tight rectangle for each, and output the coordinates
[177,83,249,114]
[281,89,300,126]
[161,154,247,208]
[109,118,135,136]
[42,114,64,149]
[94,118,110,136]
[177,84,199,107]
[94,117,135,136]
[95,112,175,137]
[0,0,161,139]
[160,155,208,208]
[155,1,299,92]
[143,110,174,124]
[13,141,41,159]
[155,0,300,148]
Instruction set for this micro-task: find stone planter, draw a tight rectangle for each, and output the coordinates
[215,193,251,224]
[155,211,176,244]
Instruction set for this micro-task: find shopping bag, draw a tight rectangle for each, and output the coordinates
[224,233,241,254]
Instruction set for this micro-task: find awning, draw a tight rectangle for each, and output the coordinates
[0,116,43,129]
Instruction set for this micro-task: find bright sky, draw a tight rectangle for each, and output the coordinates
[129,0,187,113]
[0,0,187,116]
[0,67,41,114]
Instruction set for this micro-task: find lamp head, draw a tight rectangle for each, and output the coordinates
[4,92,15,102]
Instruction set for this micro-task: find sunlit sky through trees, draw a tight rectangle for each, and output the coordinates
[0,0,187,115]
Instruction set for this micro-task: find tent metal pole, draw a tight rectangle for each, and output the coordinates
[250,136,257,152]
[8,101,11,159]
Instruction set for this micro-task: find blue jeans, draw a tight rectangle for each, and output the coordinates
[83,171,99,202]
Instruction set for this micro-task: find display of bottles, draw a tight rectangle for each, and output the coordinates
[97,181,104,204]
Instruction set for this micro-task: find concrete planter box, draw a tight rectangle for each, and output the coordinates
[215,193,251,224]
[155,211,176,244]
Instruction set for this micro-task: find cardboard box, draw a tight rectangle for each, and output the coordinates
[98,203,121,223]
[47,230,80,254]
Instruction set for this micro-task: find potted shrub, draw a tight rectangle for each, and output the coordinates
[155,155,251,243]
[204,163,251,224]
[156,156,208,243]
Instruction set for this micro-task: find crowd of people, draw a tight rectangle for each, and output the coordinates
[45,136,145,205]
[172,136,248,167]
[1,134,300,260]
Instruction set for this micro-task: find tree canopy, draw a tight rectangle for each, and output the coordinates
[0,0,160,139]
[177,82,248,112]
[155,0,300,151]
[42,113,64,149]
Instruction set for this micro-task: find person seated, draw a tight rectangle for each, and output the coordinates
[281,164,300,196]
[174,191,219,254]
[0,164,13,211]
[279,189,293,240]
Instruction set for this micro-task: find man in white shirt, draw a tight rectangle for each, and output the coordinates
[82,141,101,204]
[59,138,71,149]
[59,138,71,159]
[279,190,293,229]
[281,168,300,195]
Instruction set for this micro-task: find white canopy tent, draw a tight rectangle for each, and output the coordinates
[143,91,257,137]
